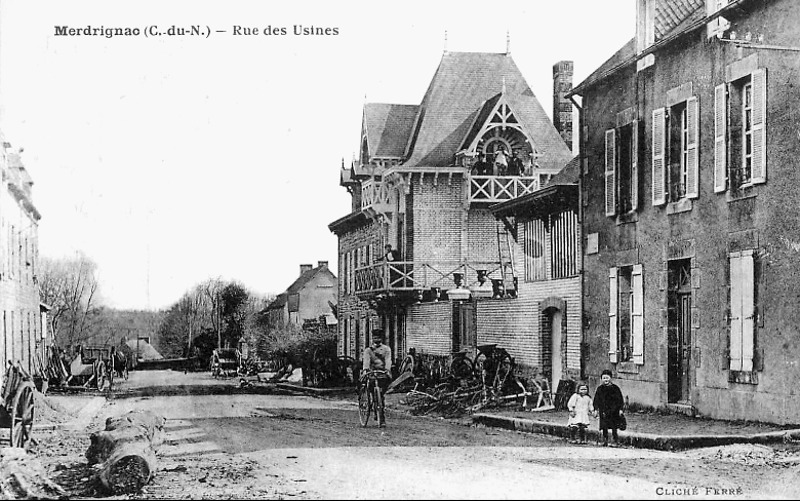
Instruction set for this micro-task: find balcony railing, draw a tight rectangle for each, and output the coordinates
[360,179,391,213]
[353,260,505,295]
[469,175,540,204]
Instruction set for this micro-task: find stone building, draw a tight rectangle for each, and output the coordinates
[263,261,338,330]
[0,138,42,378]
[571,0,800,423]
[329,50,575,378]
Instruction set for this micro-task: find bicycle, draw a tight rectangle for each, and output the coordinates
[358,369,389,427]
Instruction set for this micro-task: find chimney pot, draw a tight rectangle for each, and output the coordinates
[318,261,328,269]
[300,264,313,276]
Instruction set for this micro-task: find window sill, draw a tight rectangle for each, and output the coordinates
[729,370,759,385]
[726,186,757,203]
[617,361,640,374]
[666,198,692,215]
[616,210,638,225]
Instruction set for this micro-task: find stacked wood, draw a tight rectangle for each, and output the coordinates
[86,410,165,495]
[0,447,65,499]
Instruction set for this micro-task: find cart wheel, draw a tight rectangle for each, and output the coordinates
[10,381,34,449]
[95,360,108,391]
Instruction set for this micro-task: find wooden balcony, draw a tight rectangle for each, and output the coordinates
[360,179,391,215]
[469,175,540,204]
[353,260,505,296]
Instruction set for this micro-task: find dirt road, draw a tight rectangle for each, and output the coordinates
[33,387,800,500]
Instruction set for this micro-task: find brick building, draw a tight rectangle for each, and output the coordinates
[263,261,338,330]
[0,138,42,379]
[329,50,575,376]
[571,0,800,423]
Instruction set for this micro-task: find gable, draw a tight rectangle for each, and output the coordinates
[363,103,418,159]
[402,52,571,169]
[460,94,541,158]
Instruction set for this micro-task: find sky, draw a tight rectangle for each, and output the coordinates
[0,0,635,311]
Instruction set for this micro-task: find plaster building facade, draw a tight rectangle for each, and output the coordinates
[571,0,800,423]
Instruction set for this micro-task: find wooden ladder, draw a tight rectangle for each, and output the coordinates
[496,222,517,296]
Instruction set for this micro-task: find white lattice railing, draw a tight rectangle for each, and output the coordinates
[360,179,391,212]
[469,175,540,203]
[353,260,505,294]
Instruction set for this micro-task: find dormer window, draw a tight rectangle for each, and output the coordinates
[636,0,655,71]
[706,0,730,38]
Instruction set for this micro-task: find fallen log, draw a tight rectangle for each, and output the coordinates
[86,410,165,495]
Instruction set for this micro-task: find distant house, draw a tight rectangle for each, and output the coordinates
[125,338,163,362]
[264,261,338,329]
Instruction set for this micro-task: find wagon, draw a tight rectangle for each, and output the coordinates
[210,348,241,378]
[69,345,113,390]
[0,362,35,448]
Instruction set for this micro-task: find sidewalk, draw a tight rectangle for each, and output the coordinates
[473,407,800,451]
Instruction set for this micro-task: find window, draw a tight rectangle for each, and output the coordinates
[608,265,644,364]
[653,97,699,205]
[729,250,755,373]
[523,210,579,282]
[714,70,767,193]
[604,121,639,217]
[524,219,546,281]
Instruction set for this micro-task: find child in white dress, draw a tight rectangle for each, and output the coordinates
[567,382,594,444]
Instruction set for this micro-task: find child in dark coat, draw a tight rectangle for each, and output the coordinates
[593,369,625,446]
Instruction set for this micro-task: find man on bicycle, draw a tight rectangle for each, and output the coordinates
[362,329,392,427]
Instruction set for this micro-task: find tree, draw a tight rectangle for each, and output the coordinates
[38,252,102,349]
[220,282,249,349]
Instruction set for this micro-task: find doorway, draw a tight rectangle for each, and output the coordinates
[542,307,564,393]
[667,259,692,403]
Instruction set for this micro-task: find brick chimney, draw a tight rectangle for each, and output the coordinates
[317,261,328,269]
[300,264,313,276]
[552,60,574,152]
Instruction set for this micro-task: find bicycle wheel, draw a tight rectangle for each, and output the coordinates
[494,353,514,392]
[398,355,415,375]
[358,383,372,427]
[450,356,474,380]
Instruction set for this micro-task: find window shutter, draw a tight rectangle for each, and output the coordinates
[652,108,667,205]
[631,120,639,211]
[686,97,700,198]
[605,129,616,217]
[729,252,743,371]
[609,267,619,363]
[632,264,645,365]
[714,84,728,193]
[751,69,767,184]
[741,250,755,371]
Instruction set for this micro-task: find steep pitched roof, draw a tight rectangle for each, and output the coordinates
[265,265,337,311]
[571,39,636,96]
[363,104,418,158]
[546,155,580,186]
[572,1,706,95]
[403,52,571,169]
[655,0,704,40]
[125,339,163,361]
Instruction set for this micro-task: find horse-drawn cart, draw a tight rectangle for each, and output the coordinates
[69,345,114,390]
[0,362,35,448]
